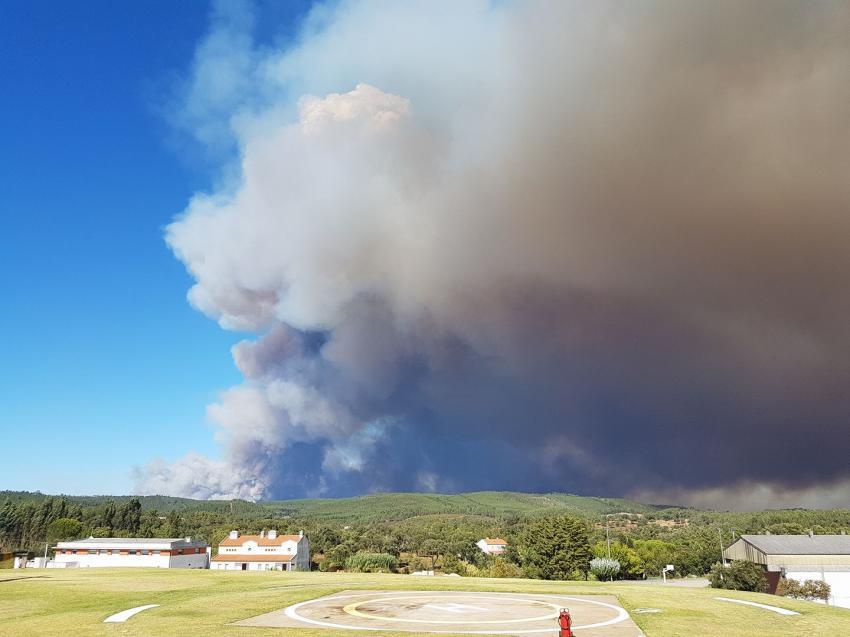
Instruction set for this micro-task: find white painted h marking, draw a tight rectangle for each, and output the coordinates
[422,603,490,613]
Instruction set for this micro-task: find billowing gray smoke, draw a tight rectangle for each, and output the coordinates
[135,0,850,507]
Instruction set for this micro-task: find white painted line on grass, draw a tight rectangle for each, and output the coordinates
[715,597,799,615]
[104,604,160,623]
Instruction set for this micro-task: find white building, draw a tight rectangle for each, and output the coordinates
[211,529,310,571]
[476,538,508,555]
[723,534,850,608]
[53,537,210,568]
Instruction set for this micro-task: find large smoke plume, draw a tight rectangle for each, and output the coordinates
[135,0,850,507]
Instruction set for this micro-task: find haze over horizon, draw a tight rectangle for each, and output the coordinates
[3,0,849,511]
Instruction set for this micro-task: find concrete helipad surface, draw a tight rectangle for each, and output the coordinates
[236,589,643,635]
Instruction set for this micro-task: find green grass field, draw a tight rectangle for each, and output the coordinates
[1,569,848,637]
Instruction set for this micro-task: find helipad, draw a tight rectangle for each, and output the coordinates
[236,589,643,635]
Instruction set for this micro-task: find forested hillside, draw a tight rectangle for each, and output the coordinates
[0,490,665,522]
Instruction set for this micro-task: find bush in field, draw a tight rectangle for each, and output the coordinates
[441,554,470,576]
[778,577,831,602]
[589,557,621,580]
[345,552,398,573]
[482,558,522,578]
[708,561,768,593]
[801,580,831,601]
[405,556,430,573]
[776,577,801,598]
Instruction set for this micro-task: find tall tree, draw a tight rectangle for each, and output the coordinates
[101,500,117,532]
[513,515,592,580]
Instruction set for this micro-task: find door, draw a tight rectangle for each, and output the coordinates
[241,563,247,571]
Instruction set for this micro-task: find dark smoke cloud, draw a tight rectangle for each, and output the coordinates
[135,0,850,507]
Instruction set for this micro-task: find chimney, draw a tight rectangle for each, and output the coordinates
[299,530,304,538]
[268,530,277,540]
[185,537,191,542]
[229,530,238,540]
[260,530,265,539]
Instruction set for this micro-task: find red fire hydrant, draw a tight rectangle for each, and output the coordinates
[558,608,573,637]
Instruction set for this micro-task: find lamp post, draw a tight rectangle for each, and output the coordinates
[604,515,613,581]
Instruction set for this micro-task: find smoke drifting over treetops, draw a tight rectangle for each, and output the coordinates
[135,0,850,507]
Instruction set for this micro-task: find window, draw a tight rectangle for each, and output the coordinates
[153,550,161,555]
[128,550,137,555]
[88,550,96,554]
[141,550,150,555]
[99,550,108,555]
[72,550,77,555]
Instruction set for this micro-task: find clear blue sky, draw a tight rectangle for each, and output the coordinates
[0,1,309,494]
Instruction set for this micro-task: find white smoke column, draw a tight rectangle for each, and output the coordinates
[136,0,850,504]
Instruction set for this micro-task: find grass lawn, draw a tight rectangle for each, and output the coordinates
[1,569,848,636]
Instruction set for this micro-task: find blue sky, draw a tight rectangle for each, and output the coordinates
[0,1,309,494]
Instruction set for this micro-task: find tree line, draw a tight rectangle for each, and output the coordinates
[4,492,850,581]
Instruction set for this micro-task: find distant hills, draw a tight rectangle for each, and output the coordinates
[0,490,680,523]
[262,492,678,523]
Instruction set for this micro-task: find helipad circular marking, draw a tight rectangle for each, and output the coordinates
[284,591,630,634]
[342,595,560,624]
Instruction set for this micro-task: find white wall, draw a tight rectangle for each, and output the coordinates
[53,552,207,569]
[211,561,290,571]
[54,552,171,568]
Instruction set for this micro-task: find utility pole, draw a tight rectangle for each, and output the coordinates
[718,528,726,566]
[605,515,613,582]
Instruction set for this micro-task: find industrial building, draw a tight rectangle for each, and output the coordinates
[211,529,310,571]
[53,537,210,568]
[723,534,850,608]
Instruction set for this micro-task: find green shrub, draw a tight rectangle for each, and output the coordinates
[483,558,522,578]
[779,577,831,602]
[441,554,470,576]
[345,552,398,573]
[708,561,768,592]
[405,556,430,573]
[777,577,801,597]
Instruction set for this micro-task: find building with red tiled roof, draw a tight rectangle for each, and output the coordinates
[476,538,508,555]
[211,529,310,571]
